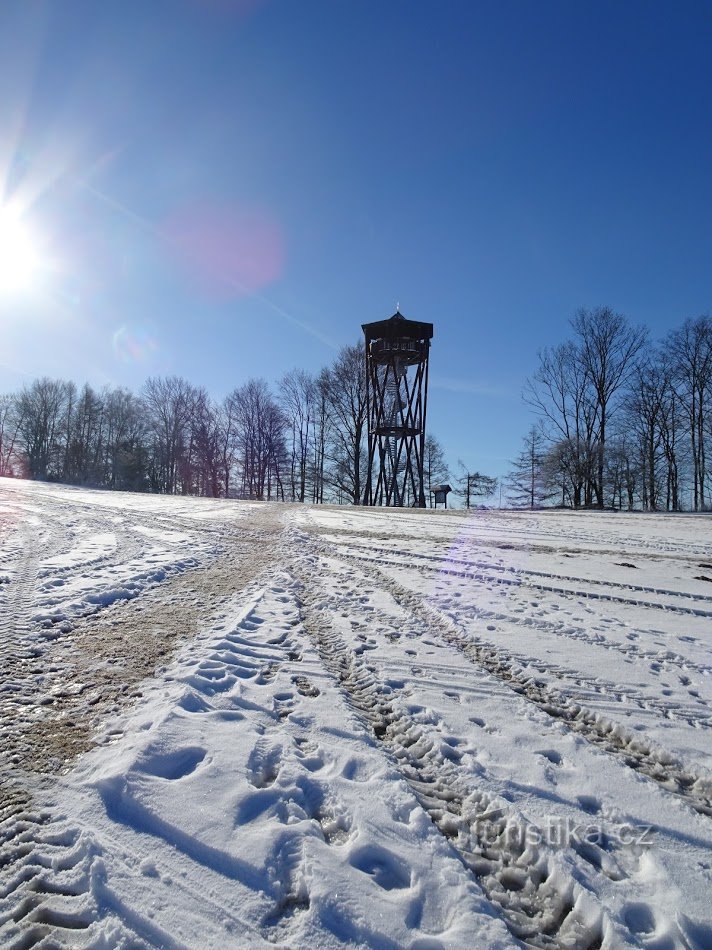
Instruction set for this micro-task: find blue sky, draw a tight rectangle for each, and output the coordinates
[1,0,711,483]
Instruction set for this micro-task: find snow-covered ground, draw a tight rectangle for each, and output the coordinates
[1,478,712,948]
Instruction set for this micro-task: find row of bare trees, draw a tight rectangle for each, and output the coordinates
[1,342,458,505]
[508,308,712,510]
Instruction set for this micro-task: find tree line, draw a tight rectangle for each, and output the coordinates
[0,343,466,505]
[14,304,703,513]
[507,309,712,511]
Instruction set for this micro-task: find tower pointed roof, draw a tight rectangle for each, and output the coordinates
[362,310,433,342]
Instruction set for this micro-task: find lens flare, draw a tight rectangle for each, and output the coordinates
[112,324,159,363]
[165,203,284,300]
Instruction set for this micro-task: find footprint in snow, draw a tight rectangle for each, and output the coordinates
[136,745,206,781]
[273,692,296,718]
[292,676,320,698]
[341,757,379,783]
[623,902,656,936]
[354,642,377,656]
[256,662,279,685]
[576,794,602,814]
[247,740,282,788]
[177,689,213,714]
[441,736,464,762]
[293,736,324,772]
[236,788,281,824]
[349,844,411,891]
[314,805,352,845]
[187,668,237,695]
[573,838,627,881]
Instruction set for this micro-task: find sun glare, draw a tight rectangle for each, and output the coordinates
[0,208,41,295]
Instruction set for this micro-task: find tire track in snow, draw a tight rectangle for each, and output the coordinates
[287,550,619,949]
[0,739,101,948]
[0,819,100,947]
[0,520,80,795]
[328,545,712,720]
[317,514,712,560]
[30,506,209,633]
[342,538,712,606]
[300,528,712,822]
[2,506,286,784]
[1,496,200,774]
[420,578,712,729]
[0,563,294,948]
[1,570,346,948]
[0,768,108,950]
[338,547,712,620]
[1,798,269,949]
[317,536,712,680]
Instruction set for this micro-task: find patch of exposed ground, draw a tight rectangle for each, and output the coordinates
[3,506,285,787]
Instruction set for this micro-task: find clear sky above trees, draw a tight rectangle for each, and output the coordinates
[1,0,711,484]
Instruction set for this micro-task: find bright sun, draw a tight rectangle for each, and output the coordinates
[0,208,41,294]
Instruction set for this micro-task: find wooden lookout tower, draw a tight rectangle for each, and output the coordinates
[362,310,433,507]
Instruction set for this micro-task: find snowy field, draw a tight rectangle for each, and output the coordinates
[1,478,712,949]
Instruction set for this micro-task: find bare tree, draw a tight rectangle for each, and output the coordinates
[524,342,598,506]
[0,394,23,477]
[603,436,639,511]
[215,398,238,499]
[15,378,71,480]
[189,388,223,497]
[228,379,286,500]
[657,371,683,512]
[525,309,646,508]
[665,315,712,510]
[142,376,197,494]
[542,437,601,508]
[279,369,315,503]
[571,307,647,507]
[64,383,106,485]
[310,370,332,504]
[625,358,667,510]
[322,344,367,505]
[103,387,147,491]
